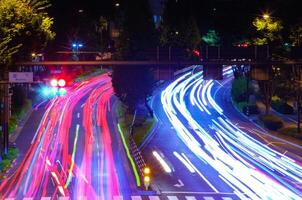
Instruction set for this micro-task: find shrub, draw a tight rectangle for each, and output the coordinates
[0,159,11,171]
[237,102,259,115]
[279,126,301,138]
[259,114,284,131]
[231,76,248,102]
[271,100,294,114]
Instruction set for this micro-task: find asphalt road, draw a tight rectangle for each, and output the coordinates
[142,67,302,200]
[0,74,136,199]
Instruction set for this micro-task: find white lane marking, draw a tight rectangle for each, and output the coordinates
[131,196,142,200]
[113,196,123,200]
[167,196,179,200]
[81,103,85,108]
[40,198,51,200]
[222,197,234,200]
[174,179,184,188]
[22,198,33,200]
[4,198,15,200]
[185,196,197,200]
[77,112,80,118]
[203,197,215,200]
[149,196,160,200]
[173,152,195,173]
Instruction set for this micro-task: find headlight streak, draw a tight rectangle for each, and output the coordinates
[0,74,125,199]
[173,152,195,173]
[161,67,302,199]
[152,151,172,173]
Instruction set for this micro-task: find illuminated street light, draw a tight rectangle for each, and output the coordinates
[115,3,120,7]
[263,13,270,20]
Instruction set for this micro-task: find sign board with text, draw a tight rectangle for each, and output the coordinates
[9,72,33,83]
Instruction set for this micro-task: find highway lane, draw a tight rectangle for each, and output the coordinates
[0,74,136,199]
[213,76,302,160]
[143,67,302,199]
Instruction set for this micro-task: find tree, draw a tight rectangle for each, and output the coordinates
[112,0,155,116]
[114,0,156,59]
[111,66,154,117]
[252,15,283,45]
[202,30,220,46]
[0,0,55,157]
[0,0,55,66]
[290,23,302,46]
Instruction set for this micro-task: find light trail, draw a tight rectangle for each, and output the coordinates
[161,68,302,199]
[0,74,127,199]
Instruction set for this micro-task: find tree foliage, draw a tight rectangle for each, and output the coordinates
[114,0,156,59]
[111,66,154,115]
[252,16,283,45]
[0,0,55,65]
[202,30,220,46]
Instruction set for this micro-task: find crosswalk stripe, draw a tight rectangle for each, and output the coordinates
[185,196,197,200]
[4,198,14,200]
[40,198,51,200]
[23,198,33,200]
[131,196,142,200]
[113,196,123,200]
[203,197,215,200]
[167,196,179,200]
[222,198,233,200]
[149,196,160,200]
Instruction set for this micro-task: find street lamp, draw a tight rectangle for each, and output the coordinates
[115,3,120,7]
[263,13,270,20]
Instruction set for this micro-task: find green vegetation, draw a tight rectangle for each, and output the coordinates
[202,30,220,46]
[252,15,283,45]
[0,0,55,65]
[259,114,284,131]
[279,126,302,139]
[231,76,249,102]
[74,68,107,82]
[9,99,32,134]
[0,148,19,172]
[117,103,155,147]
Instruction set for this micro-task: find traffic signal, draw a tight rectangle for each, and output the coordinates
[143,167,151,190]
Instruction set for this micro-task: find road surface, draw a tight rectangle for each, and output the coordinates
[142,66,302,200]
[0,74,136,199]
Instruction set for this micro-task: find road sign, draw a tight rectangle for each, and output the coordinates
[9,72,33,83]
